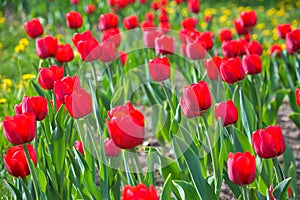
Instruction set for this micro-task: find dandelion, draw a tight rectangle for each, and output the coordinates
[19,38,29,47]
[181,8,188,17]
[252,34,258,40]
[14,45,25,53]
[271,19,278,26]
[22,74,35,80]
[281,44,286,50]
[262,30,271,36]
[0,98,7,104]
[257,23,265,30]
[2,79,12,87]
[0,17,5,24]
[220,15,227,23]
[258,6,264,12]
[201,22,206,30]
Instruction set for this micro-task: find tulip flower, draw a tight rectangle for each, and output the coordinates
[3,113,36,145]
[145,12,155,21]
[242,54,262,75]
[180,43,187,56]
[106,102,145,149]
[24,18,44,39]
[114,0,128,8]
[21,96,48,121]
[220,57,245,84]
[214,100,238,126]
[198,31,214,50]
[54,75,81,104]
[99,41,116,62]
[122,184,159,200]
[77,38,102,62]
[123,15,138,29]
[158,13,168,22]
[222,40,240,58]
[66,11,83,29]
[204,15,212,23]
[104,138,121,157]
[240,10,257,28]
[65,88,93,119]
[180,81,212,118]
[181,17,197,30]
[286,29,300,55]
[155,35,174,55]
[204,56,228,80]
[276,24,292,39]
[188,0,200,14]
[143,30,163,48]
[269,44,282,57]
[252,125,286,159]
[85,4,96,14]
[151,2,159,10]
[186,40,206,60]
[14,103,22,115]
[246,41,263,55]
[70,0,79,5]
[36,35,58,59]
[55,44,74,63]
[74,140,84,156]
[102,28,121,48]
[140,21,155,31]
[4,144,37,179]
[118,51,128,66]
[38,65,64,90]
[219,29,232,42]
[296,88,300,107]
[234,18,249,35]
[158,22,170,34]
[98,13,119,31]
[227,152,256,185]
[72,30,94,47]
[148,57,170,82]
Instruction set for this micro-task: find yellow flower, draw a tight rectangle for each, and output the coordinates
[237,6,245,13]
[56,34,63,40]
[18,81,28,89]
[22,74,35,80]
[258,6,264,12]
[222,9,231,16]
[166,7,174,14]
[201,22,206,30]
[204,8,217,16]
[296,1,300,8]
[0,17,5,24]
[0,98,7,104]
[0,42,2,49]
[181,8,188,17]
[225,21,232,26]
[257,23,265,30]
[267,8,276,16]
[271,19,278,26]
[19,38,29,47]
[220,15,227,23]
[169,1,176,6]
[2,79,12,87]
[252,34,258,40]
[276,9,285,17]
[262,30,271,36]
[14,45,25,53]
[281,44,286,50]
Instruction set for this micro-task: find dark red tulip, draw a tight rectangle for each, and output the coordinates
[158,22,170,34]
[155,35,174,55]
[118,51,128,66]
[143,30,163,48]
[214,100,238,126]
[246,41,263,55]
[252,125,286,159]
[227,152,256,185]
[140,21,155,31]
[158,13,168,22]
[180,81,212,118]
[276,24,292,39]
[21,96,48,121]
[234,18,249,35]
[286,29,300,55]
[148,57,170,82]
[74,140,84,156]
[104,138,121,157]
[66,11,83,29]
[204,56,228,81]
[36,35,58,59]
[175,0,183,4]
[4,144,37,179]
[99,41,116,62]
[54,75,81,104]
[151,2,159,10]
[122,184,159,200]
[72,30,94,47]
[296,88,300,107]
[3,113,36,145]
[242,54,262,75]
[240,10,257,28]
[269,44,282,57]
[55,44,74,63]
[38,65,64,90]
[186,40,206,60]
[181,17,197,30]
[188,0,200,14]
[77,38,102,62]
[85,4,96,14]
[139,0,147,3]
[24,18,44,39]
[114,0,128,8]
[219,29,232,42]
[145,12,155,21]
[98,13,119,31]
[222,40,240,58]
[102,28,121,47]
[123,15,138,30]
[220,57,245,84]
[106,102,145,149]
[269,186,275,200]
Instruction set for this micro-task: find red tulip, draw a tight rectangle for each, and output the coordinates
[151,2,159,10]
[66,11,83,29]
[145,12,155,21]
[180,81,212,118]
[36,35,58,59]
[50,99,64,112]
[178,29,191,43]
[155,35,174,55]
[296,88,300,107]
[72,30,94,47]
[220,57,245,84]
[181,17,197,30]
[14,103,22,115]
[246,41,263,55]
[21,96,48,121]
[70,0,79,5]
[160,0,168,6]
[38,65,64,90]
[104,138,121,157]
[276,24,291,39]
[188,0,200,14]
[240,10,257,28]
[238,38,247,56]
[252,125,286,159]
[227,152,256,185]
[198,31,214,50]
[98,13,119,31]
[102,28,121,48]
[148,57,170,82]
[140,21,155,31]
[118,51,128,66]
[222,40,240,58]
[99,41,116,62]
[214,100,238,126]
[219,29,232,42]
[74,140,84,156]
[85,4,96,14]
[158,22,170,34]
[269,44,282,57]
[54,75,81,104]
[106,102,145,149]
[143,30,163,48]
[55,44,74,63]
[204,15,212,23]
[3,113,36,145]
[114,0,128,8]
[286,29,300,55]
[122,183,159,200]
[234,18,249,35]
[123,15,138,30]
[24,18,43,39]
[139,0,147,3]
[186,40,206,60]
[185,29,201,43]
[158,13,168,22]
[77,38,102,62]
[4,144,37,179]
[269,186,275,200]
[180,43,187,56]
[242,54,262,75]
[204,56,228,81]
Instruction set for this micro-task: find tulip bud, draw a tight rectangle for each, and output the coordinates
[38,65,64,90]
[98,13,119,31]
[214,100,238,126]
[148,57,170,82]
[21,96,48,121]
[24,18,44,39]
[242,54,262,75]
[122,184,158,200]
[104,138,121,157]
[66,11,83,29]
[36,35,58,59]
[55,44,74,63]
[220,57,245,84]
[74,140,84,156]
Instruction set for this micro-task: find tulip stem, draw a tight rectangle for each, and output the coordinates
[253,75,262,128]
[23,144,40,200]
[91,62,98,87]
[161,82,175,115]
[272,158,285,183]
[241,186,249,200]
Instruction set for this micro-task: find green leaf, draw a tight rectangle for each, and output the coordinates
[273,177,292,200]
[110,85,125,107]
[37,168,47,193]
[232,127,254,154]
[172,180,200,200]
[5,182,23,200]
[289,112,300,129]
[160,174,172,200]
